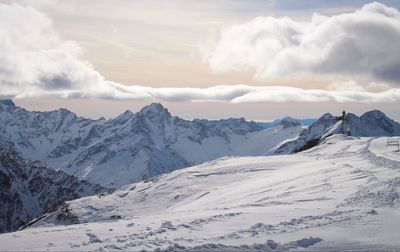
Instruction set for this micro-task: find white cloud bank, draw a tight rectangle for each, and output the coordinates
[207,2,400,82]
[1,3,400,104]
[9,83,400,104]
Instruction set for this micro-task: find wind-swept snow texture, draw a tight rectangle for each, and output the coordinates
[1,135,400,251]
[0,100,302,188]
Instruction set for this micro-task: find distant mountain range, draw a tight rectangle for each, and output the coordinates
[1,99,400,236]
[0,100,302,188]
[257,116,316,128]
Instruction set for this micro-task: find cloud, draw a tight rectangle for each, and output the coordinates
[328,80,367,92]
[1,3,400,104]
[328,80,392,92]
[9,82,400,104]
[207,2,400,83]
[0,3,104,94]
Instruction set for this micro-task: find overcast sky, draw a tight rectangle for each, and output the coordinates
[1,0,399,121]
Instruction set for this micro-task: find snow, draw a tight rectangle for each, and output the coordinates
[0,146,105,233]
[369,137,400,162]
[1,135,400,250]
[275,110,400,154]
[171,124,302,164]
[257,116,316,128]
[0,102,302,188]
[3,101,399,188]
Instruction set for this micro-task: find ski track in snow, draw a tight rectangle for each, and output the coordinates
[0,136,400,250]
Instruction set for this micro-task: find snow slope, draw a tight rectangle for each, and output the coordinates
[0,146,105,233]
[0,100,302,188]
[1,135,399,250]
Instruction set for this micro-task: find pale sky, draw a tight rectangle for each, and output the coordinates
[1,0,400,121]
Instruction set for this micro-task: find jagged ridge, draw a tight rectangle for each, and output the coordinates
[0,100,301,188]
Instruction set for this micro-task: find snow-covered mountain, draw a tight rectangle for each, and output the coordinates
[0,100,302,188]
[257,116,316,128]
[2,135,400,250]
[275,110,400,154]
[348,110,400,136]
[0,146,105,233]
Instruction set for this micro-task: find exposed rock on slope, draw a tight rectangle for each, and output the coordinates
[275,110,400,154]
[0,146,105,233]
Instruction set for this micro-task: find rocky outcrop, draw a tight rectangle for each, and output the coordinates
[0,146,105,233]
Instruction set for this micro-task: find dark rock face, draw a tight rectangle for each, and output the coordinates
[275,113,339,154]
[0,146,105,233]
[296,139,320,152]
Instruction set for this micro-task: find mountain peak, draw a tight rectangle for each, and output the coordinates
[321,112,334,120]
[140,103,170,116]
[0,99,16,108]
[278,117,301,128]
[113,110,135,124]
[275,109,400,154]
[361,110,386,120]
